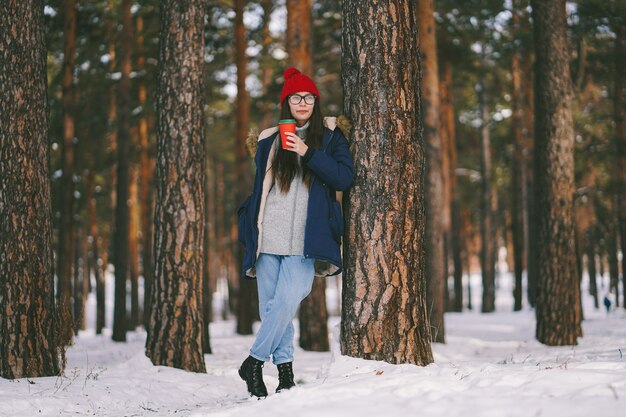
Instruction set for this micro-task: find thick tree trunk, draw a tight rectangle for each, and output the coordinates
[532,0,582,345]
[145,0,207,372]
[286,0,330,351]
[418,0,445,343]
[0,0,61,378]
[113,0,133,342]
[57,0,78,346]
[341,0,433,365]
[478,63,496,313]
[511,13,526,311]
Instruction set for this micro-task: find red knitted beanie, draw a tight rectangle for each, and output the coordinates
[280,67,320,106]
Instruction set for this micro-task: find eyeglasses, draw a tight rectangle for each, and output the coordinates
[288,94,316,105]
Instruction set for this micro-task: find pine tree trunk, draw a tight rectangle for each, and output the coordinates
[82,230,90,331]
[233,0,258,336]
[612,24,626,309]
[202,156,213,354]
[0,0,61,378]
[286,0,330,352]
[511,12,526,311]
[145,0,207,372]
[129,164,140,329]
[523,50,537,308]
[73,228,82,334]
[136,13,155,331]
[440,61,463,312]
[608,225,620,307]
[341,0,433,365]
[287,0,313,70]
[86,171,106,334]
[585,226,599,309]
[103,0,118,283]
[113,0,133,342]
[532,0,582,345]
[260,0,275,128]
[418,0,445,343]
[57,0,78,345]
[478,63,496,313]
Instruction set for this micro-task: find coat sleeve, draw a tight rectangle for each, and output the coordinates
[302,129,354,191]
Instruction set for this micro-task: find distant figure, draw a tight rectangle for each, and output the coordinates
[603,295,612,313]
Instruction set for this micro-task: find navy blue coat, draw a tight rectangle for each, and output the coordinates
[237,125,354,279]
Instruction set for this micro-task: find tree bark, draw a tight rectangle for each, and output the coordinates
[341,0,434,365]
[511,7,527,311]
[478,59,496,313]
[608,223,620,306]
[145,0,207,372]
[532,0,582,345]
[585,226,599,309]
[233,0,258,336]
[0,0,61,378]
[440,61,463,312]
[113,0,133,342]
[260,0,276,129]
[202,158,215,353]
[612,24,625,309]
[86,171,106,334]
[102,0,118,283]
[523,45,537,308]
[417,0,445,343]
[129,163,140,329]
[287,0,313,71]
[57,0,78,346]
[136,13,155,331]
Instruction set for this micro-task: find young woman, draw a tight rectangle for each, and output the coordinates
[237,68,354,398]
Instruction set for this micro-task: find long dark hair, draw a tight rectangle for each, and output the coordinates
[273,99,324,193]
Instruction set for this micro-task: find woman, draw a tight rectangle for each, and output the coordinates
[237,67,354,398]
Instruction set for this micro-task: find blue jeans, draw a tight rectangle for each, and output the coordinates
[249,253,315,365]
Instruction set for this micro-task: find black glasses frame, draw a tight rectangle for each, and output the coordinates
[288,94,316,105]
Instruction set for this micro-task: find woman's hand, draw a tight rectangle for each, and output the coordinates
[285,132,309,157]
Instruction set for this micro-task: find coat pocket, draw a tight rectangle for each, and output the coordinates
[237,195,252,245]
[329,200,344,244]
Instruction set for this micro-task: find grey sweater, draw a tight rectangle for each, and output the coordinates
[259,122,310,255]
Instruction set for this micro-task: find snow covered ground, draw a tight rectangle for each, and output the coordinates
[1,271,625,417]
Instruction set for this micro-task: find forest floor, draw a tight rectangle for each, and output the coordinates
[1,272,625,417]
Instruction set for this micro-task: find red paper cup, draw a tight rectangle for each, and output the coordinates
[279,119,297,149]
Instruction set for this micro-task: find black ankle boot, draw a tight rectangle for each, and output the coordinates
[276,362,295,392]
[238,356,268,398]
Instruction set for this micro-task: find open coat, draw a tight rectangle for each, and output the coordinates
[237,117,354,279]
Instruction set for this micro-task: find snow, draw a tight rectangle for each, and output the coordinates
[1,272,625,417]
